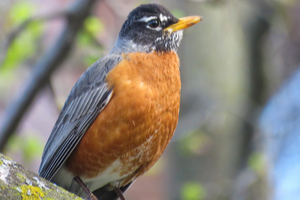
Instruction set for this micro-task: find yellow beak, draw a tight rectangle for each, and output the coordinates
[164,16,202,34]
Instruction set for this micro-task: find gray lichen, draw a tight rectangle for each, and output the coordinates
[0,153,82,200]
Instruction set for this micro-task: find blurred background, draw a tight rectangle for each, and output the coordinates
[1,0,300,199]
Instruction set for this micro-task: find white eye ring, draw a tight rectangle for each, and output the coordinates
[138,16,163,31]
[146,24,162,31]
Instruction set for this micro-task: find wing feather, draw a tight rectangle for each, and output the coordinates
[39,54,122,180]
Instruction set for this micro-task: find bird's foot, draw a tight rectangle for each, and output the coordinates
[113,187,127,200]
[84,193,98,200]
[74,176,98,200]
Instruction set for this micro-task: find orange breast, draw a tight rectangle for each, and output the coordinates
[65,51,181,185]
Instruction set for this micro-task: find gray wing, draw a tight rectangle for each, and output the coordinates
[39,54,123,180]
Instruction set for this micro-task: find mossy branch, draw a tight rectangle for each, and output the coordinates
[0,153,82,200]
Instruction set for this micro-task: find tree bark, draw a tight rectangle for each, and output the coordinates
[0,153,82,200]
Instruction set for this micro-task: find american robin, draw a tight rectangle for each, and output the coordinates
[39,3,201,200]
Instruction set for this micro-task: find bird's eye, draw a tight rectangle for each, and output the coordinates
[147,19,160,28]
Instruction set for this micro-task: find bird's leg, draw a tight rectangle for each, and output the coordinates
[113,187,127,200]
[74,176,98,200]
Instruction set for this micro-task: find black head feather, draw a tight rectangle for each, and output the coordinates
[111,4,183,53]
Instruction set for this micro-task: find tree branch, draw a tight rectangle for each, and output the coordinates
[0,0,100,151]
[0,153,83,199]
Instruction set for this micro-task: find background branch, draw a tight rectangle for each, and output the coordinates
[0,0,100,151]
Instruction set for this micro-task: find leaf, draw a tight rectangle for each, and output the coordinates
[181,182,205,200]
[248,152,265,175]
[9,2,35,25]
[28,21,43,37]
[77,17,104,47]
[84,54,100,66]
[1,21,43,71]
[84,16,104,36]
[6,134,43,161]
[179,130,211,156]
[23,135,43,161]
[1,31,36,70]
[77,31,93,47]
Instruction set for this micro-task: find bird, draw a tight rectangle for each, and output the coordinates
[39,3,201,200]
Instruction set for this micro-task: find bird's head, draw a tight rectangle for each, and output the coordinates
[111,4,202,54]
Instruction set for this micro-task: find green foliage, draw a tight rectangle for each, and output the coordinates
[84,16,104,36]
[1,2,42,72]
[2,31,35,70]
[77,16,104,66]
[181,182,205,200]
[179,130,211,156]
[77,16,104,47]
[84,54,101,66]
[77,31,93,47]
[7,134,43,162]
[9,2,34,24]
[248,152,265,175]
[23,136,43,161]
